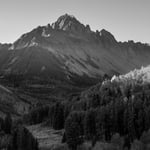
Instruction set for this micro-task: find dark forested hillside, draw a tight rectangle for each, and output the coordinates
[0,113,39,150]
[20,77,150,150]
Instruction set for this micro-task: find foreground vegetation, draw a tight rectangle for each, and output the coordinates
[2,73,150,150]
[21,78,150,150]
[0,114,39,150]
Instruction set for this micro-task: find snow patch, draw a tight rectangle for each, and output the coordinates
[42,29,51,37]
[111,75,117,82]
[8,44,15,50]
[29,37,38,47]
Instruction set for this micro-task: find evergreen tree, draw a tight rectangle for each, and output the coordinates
[84,109,96,140]
[4,113,12,134]
[65,118,82,150]
[53,103,64,130]
[11,125,39,150]
[61,132,66,143]
[0,117,4,131]
[96,107,106,140]
[65,112,84,150]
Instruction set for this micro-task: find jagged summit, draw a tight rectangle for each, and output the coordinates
[99,29,117,43]
[51,14,91,33]
[56,13,76,22]
[52,14,81,28]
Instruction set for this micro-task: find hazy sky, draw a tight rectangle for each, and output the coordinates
[0,0,150,43]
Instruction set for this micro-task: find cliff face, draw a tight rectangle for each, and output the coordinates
[0,14,150,82]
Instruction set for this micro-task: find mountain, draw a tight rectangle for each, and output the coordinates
[0,14,150,84]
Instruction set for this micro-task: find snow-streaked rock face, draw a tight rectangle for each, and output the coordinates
[0,14,150,82]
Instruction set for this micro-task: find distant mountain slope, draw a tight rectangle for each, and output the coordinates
[0,77,84,117]
[0,14,150,83]
[0,84,31,117]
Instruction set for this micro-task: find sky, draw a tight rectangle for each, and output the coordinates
[0,0,150,43]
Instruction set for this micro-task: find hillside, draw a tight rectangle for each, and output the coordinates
[0,84,32,117]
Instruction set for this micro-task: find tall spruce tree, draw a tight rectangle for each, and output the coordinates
[4,113,12,134]
[53,103,64,130]
[84,109,96,140]
[65,112,84,150]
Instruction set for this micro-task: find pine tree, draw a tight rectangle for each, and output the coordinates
[84,109,96,140]
[12,125,39,150]
[4,113,12,134]
[53,103,64,130]
[65,117,82,150]
[61,132,66,143]
[11,128,18,150]
[96,107,106,140]
[65,112,84,150]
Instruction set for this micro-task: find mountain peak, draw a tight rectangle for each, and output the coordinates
[51,14,90,33]
[59,13,76,20]
[99,29,117,44]
[100,29,115,38]
[52,13,79,29]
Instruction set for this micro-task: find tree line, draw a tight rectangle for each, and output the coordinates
[0,113,39,150]
[22,81,150,150]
